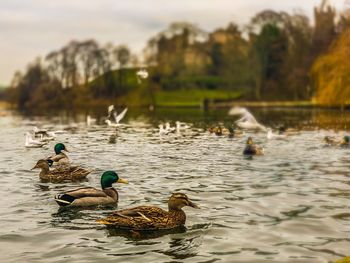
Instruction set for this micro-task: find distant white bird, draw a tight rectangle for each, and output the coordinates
[25,132,46,148]
[158,124,169,135]
[86,115,97,126]
[158,123,176,135]
[106,106,128,127]
[136,69,149,83]
[175,121,190,133]
[229,107,266,131]
[33,126,56,140]
[266,128,287,140]
[165,122,176,133]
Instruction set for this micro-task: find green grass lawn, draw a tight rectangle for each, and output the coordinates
[154,89,242,107]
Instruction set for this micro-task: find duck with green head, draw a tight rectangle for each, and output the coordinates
[55,171,128,207]
[97,193,199,230]
[243,137,264,155]
[32,159,91,182]
[46,143,69,166]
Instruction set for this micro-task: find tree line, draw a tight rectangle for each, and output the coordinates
[6,1,349,110]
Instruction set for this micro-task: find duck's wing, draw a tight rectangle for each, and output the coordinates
[98,206,170,230]
[69,166,91,179]
[118,206,168,218]
[55,187,109,206]
[116,108,128,124]
[64,187,107,198]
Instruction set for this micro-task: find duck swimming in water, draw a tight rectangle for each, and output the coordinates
[46,143,69,166]
[97,193,199,231]
[31,159,91,183]
[340,135,350,147]
[243,137,264,155]
[54,171,128,207]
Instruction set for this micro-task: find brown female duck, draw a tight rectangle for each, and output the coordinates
[243,137,264,155]
[31,159,91,182]
[97,193,199,230]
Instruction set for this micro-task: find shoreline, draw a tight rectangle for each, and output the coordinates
[0,99,348,111]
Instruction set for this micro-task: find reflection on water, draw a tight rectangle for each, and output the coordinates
[0,107,350,262]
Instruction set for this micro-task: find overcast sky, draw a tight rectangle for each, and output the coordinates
[0,0,345,85]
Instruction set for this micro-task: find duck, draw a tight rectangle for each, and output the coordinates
[46,143,69,166]
[31,159,91,183]
[243,137,264,155]
[25,132,46,148]
[54,171,128,207]
[340,135,350,147]
[228,127,244,138]
[97,193,199,231]
[208,126,224,136]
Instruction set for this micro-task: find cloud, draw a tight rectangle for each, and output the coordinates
[0,0,345,84]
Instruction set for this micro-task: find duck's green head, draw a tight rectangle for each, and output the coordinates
[101,171,128,189]
[54,143,68,154]
[344,136,350,143]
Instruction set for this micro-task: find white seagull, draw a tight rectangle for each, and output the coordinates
[105,105,128,127]
[25,132,47,148]
[229,107,266,131]
[175,121,190,133]
[158,123,176,135]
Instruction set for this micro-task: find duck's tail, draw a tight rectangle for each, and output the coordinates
[54,193,75,207]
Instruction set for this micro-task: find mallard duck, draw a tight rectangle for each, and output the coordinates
[54,171,128,207]
[243,137,264,155]
[46,143,69,166]
[31,159,91,182]
[208,126,224,136]
[97,193,199,230]
[340,135,350,147]
[228,127,244,138]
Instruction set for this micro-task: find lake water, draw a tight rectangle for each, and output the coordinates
[0,107,349,263]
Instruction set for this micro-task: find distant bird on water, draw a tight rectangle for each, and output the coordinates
[25,132,46,148]
[229,107,266,131]
[105,105,128,127]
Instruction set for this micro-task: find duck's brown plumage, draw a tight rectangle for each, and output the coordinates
[97,193,198,231]
[32,159,90,183]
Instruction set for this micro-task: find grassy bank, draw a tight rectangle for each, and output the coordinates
[154,89,242,107]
